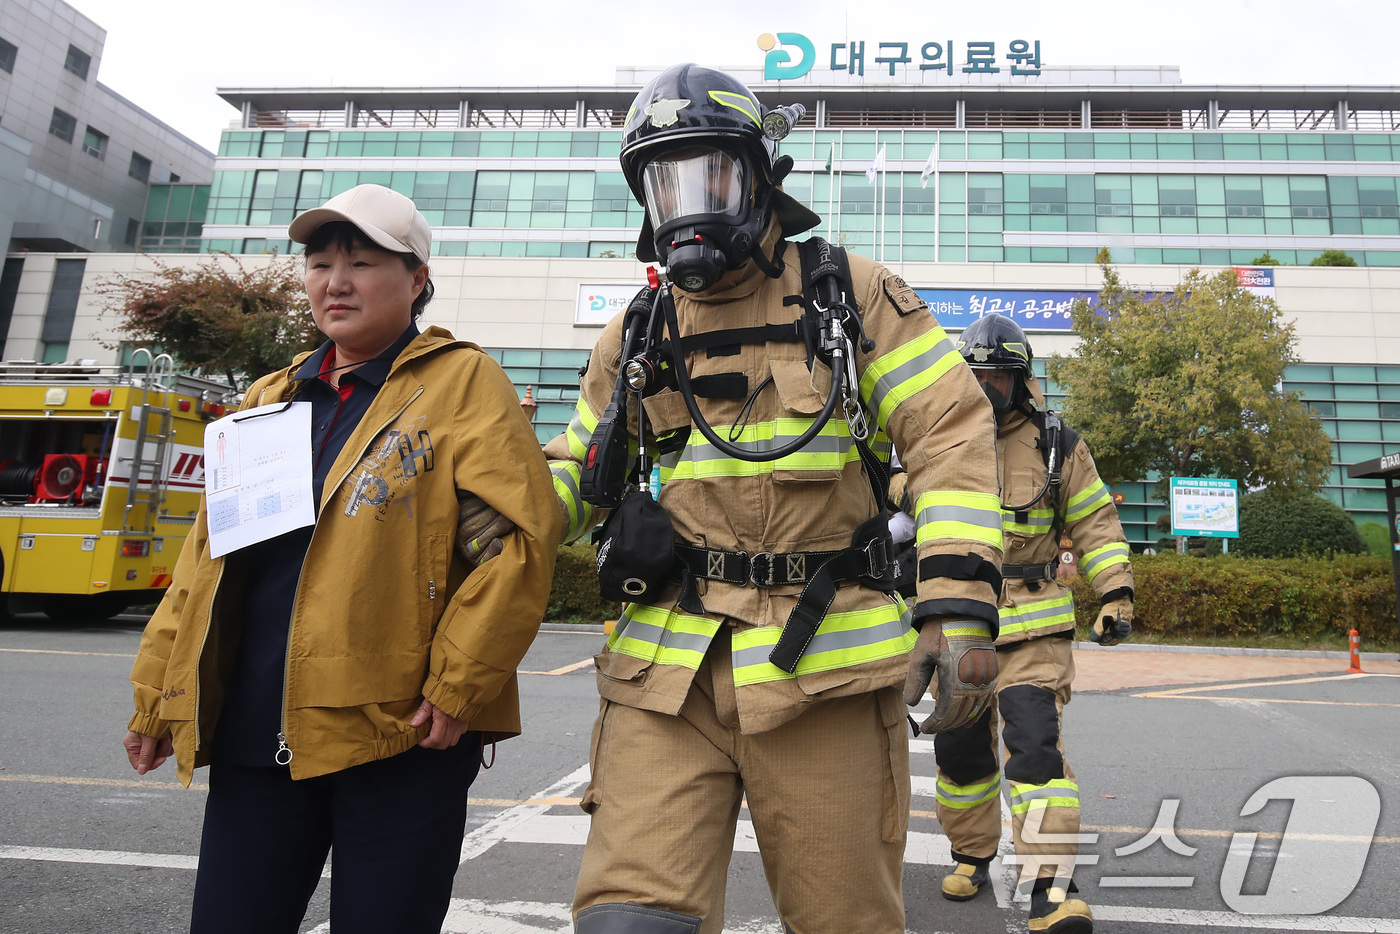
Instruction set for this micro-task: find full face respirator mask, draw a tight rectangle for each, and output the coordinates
[641,147,767,293]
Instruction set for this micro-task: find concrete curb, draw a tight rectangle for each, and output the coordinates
[1071,640,1399,662]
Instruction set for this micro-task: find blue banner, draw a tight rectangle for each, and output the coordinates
[914,289,1097,332]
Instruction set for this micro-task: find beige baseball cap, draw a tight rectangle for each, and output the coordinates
[289,184,431,262]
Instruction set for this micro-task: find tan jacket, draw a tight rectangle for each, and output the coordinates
[546,226,1002,733]
[128,327,561,783]
[995,401,1134,647]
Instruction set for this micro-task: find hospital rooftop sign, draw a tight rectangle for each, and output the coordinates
[759,32,1045,82]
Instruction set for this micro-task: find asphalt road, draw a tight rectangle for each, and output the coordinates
[2,612,1398,934]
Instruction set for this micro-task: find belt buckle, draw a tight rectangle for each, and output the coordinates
[750,551,776,586]
[865,538,889,578]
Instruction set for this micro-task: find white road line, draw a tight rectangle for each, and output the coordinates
[1092,906,1400,932]
[460,763,591,862]
[0,845,198,871]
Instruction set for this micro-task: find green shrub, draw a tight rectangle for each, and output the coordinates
[1235,489,1367,558]
[1358,521,1393,559]
[546,542,618,623]
[1069,553,1396,645]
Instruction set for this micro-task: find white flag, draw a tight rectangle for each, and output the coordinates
[865,144,886,185]
[920,143,938,189]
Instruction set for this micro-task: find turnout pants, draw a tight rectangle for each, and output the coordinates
[933,637,1079,888]
[574,629,910,934]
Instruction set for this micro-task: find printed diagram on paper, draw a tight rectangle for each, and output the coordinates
[203,402,316,557]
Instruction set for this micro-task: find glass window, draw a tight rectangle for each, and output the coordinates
[49,108,77,143]
[966,174,1002,215]
[129,152,151,182]
[81,126,107,159]
[0,37,16,73]
[64,44,91,80]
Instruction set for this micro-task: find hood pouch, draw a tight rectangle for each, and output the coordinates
[593,490,676,603]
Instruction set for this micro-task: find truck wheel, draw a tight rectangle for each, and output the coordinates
[42,593,130,622]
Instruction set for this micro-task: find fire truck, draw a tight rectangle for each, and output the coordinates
[0,351,237,620]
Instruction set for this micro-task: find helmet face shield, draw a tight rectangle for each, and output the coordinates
[972,368,1018,413]
[641,148,749,232]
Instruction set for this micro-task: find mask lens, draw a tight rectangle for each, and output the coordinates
[975,369,1015,411]
[641,148,746,231]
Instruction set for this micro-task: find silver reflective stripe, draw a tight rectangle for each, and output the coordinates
[1080,543,1130,579]
[939,780,1001,805]
[1000,597,1074,630]
[919,503,1004,535]
[1010,784,1080,808]
[730,613,912,672]
[552,463,583,504]
[682,427,848,463]
[614,614,715,657]
[865,335,956,416]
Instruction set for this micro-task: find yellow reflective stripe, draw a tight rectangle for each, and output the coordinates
[1009,779,1080,814]
[607,604,722,671]
[942,620,992,640]
[1064,479,1111,523]
[937,775,1002,809]
[730,602,916,686]
[1002,507,1055,537]
[860,327,963,429]
[1080,542,1131,587]
[708,90,759,125]
[565,396,599,461]
[914,490,1004,550]
[664,417,861,480]
[998,592,1075,635]
[550,461,594,543]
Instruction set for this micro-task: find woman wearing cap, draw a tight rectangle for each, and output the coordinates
[122,184,561,933]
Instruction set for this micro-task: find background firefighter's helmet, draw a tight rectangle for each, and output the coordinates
[956,313,1034,375]
[956,313,1039,412]
[620,63,820,281]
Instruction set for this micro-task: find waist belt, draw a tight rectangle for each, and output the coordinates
[674,540,889,588]
[1002,560,1059,583]
[672,516,897,674]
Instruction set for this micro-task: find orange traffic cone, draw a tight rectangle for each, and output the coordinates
[1347,628,1364,674]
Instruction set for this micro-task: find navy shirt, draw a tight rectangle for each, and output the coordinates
[214,324,420,766]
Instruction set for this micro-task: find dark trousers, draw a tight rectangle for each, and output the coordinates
[190,737,483,934]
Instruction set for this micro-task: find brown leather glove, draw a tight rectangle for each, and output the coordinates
[887,470,912,515]
[456,491,515,570]
[903,618,998,733]
[1092,598,1134,646]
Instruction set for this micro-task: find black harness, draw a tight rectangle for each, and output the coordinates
[584,237,898,673]
[1001,410,1080,586]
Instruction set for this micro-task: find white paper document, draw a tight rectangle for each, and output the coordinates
[203,402,316,557]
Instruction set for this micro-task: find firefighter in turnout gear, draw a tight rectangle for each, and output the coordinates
[931,313,1134,934]
[543,64,1004,934]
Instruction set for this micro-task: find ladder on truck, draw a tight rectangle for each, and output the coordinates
[121,350,177,535]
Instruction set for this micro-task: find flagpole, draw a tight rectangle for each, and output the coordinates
[828,142,836,242]
[879,152,887,263]
[931,145,939,264]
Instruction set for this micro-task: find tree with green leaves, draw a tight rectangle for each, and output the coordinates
[1046,261,1333,501]
[1250,253,1281,265]
[100,254,322,391]
[1309,249,1358,266]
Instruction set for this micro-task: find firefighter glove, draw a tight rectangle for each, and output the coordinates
[903,617,998,733]
[1092,597,1134,646]
[456,491,515,570]
[887,470,912,515]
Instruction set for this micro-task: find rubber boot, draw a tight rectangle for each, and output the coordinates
[1027,881,1093,934]
[941,861,990,901]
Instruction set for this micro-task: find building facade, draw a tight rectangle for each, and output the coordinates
[4,60,1399,545]
[0,0,214,264]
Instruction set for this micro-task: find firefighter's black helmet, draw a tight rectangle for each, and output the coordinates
[956,313,1034,376]
[619,64,819,262]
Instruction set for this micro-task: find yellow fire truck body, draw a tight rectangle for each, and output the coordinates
[0,353,235,619]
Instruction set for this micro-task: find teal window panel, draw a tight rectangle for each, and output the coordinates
[1376,367,1400,383]
[1259,138,1289,160]
[1336,383,1379,400]
[1065,136,1094,159]
[1196,176,1225,204]
[968,246,1003,262]
[1132,216,1162,234]
[1382,386,1400,400]
[1005,246,1031,262]
[1383,423,1400,442]
[938,245,967,262]
[1194,138,1224,160]
[479,137,513,157]
[1324,137,1355,160]
[1343,488,1388,510]
[1135,248,1162,264]
[1226,218,1265,235]
[1162,248,1200,264]
[966,132,1003,159]
[1338,402,1381,418]
[1030,246,1068,262]
[1094,137,1130,159]
[938,133,966,160]
[1200,249,1230,265]
[466,241,502,256]
[1334,365,1378,382]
